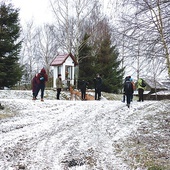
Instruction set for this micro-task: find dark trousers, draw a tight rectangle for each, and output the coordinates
[33,92,36,99]
[122,94,125,102]
[138,88,144,101]
[131,94,133,101]
[126,94,131,105]
[95,89,101,100]
[57,88,61,99]
[81,89,86,100]
[36,84,45,99]
[32,85,38,99]
[124,94,133,102]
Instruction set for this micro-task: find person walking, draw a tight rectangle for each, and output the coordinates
[56,74,63,100]
[124,76,134,108]
[137,78,146,102]
[31,74,38,100]
[122,76,131,102]
[94,74,102,100]
[36,68,48,101]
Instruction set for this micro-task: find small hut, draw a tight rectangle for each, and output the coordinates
[144,78,167,93]
[50,53,78,89]
[135,78,169,100]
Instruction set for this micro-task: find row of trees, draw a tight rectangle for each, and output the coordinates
[20,0,170,82]
[1,0,169,91]
[0,1,124,92]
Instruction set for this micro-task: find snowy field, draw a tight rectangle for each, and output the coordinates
[0,90,169,170]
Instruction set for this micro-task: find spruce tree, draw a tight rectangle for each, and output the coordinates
[78,33,95,88]
[96,34,124,93]
[0,2,22,88]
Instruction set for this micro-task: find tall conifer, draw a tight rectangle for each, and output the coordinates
[0,2,22,88]
[96,34,124,93]
[78,33,95,88]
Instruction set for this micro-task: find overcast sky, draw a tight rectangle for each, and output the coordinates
[10,0,111,26]
[11,0,54,25]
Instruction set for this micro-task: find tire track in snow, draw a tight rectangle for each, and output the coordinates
[0,99,156,170]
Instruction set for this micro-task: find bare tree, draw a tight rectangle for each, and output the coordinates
[49,0,99,53]
[49,0,72,52]
[117,0,170,78]
[20,21,39,83]
[36,24,59,75]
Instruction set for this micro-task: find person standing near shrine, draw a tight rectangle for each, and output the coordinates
[56,74,63,100]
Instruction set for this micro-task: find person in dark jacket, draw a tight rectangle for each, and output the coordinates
[31,74,38,100]
[124,76,134,108]
[56,74,63,100]
[80,80,88,100]
[35,68,48,101]
[122,76,131,102]
[94,74,102,100]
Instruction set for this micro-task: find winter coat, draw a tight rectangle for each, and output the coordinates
[37,68,48,85]
[137,78,145,90]
[124,80,134,95]
[32,75,38,92]
[80,80,88,91]
[56,78,63,89]
[94,77,102,90]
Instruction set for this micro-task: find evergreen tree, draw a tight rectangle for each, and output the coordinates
[0,2,22,88]
[78,33,95,88]
[95,34,124,93]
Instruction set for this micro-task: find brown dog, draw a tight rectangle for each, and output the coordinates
[69,86,95,100]
[69,86,81,100]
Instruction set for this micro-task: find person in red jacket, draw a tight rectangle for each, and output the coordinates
[31,74,38,100]
[35,68,48,101]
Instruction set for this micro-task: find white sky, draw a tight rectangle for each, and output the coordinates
[10,0,111,26]
[11,0,54,25]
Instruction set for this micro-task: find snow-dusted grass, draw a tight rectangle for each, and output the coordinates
[0,90,169,170]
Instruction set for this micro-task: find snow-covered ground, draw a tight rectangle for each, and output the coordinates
[0,90,169,170]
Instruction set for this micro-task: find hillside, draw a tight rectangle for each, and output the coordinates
[0,90,169,170]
